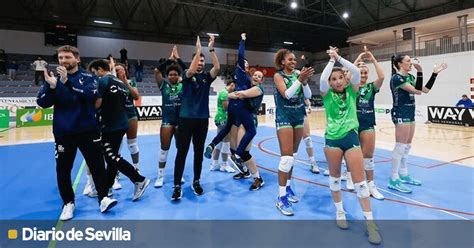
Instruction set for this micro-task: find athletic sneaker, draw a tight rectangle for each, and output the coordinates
[366,220,382,245]
[154,175,164,188]
[336,210,349,229]
[83,178,93,195]
[230,154,248,174]
[210,162,220,171]
[286,186,299,203]
[346,172,354,191]
[220,164,235,173]
[204,143,215,159]
[276,195,294,216]
[310,162,320,174]
[100,197,117,213]
[399,174,422,186]
[368,181,385,200]
[233,171,251,180]
[59,202,75,221]
[341,170,348,181]
[249,177,265,191]
[388,178,412,193]
[171,185,182,201]
[192,180,204,195]
[132,178,150,201]
[112,176,122,190]
[323,169,330,176]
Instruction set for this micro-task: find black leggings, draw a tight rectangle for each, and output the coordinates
[54,131,108,205]
[212,102,256,158]
[102,130,145,189]
[174,118,208,185]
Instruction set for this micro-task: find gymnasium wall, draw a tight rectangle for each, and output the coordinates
[0,29,308,67]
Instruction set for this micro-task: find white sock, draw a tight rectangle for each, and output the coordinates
[279,186,286,197]
[212,160,219,166]
[363,211,374,220]
[221,161,227,167]
[391,143,405,180]
[399,144,411,176]
[252,171,260,179]
[286,179,291,187]
[134,163,139,170]
[159,168,164,177]
[334,201,344,212]
[310,157,316,164]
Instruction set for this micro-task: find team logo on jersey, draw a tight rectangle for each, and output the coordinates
[110,85,118,93]
[79,77,85,85]
[57,145,65,153]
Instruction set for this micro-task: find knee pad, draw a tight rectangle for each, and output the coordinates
[159,149,169,163]
[215,142,223,151]
[241,151,252,162]
[392,143,406,160]
[354,181,370,198]
[127,138,139,154]
[364,158,375,171]
[304,136,313,149]
[329,176,341,191]
[221,142,231,154]
[278,156,294,173]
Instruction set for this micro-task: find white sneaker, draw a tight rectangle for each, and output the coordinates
[154,175,164,188]
[368,181,385,200]
[210,162,220,171]
[220,164,236,173]
[83,178,93,195]
[59,202,75,221]
[323,169,330,176]
[336,210,348,229]
[346,172,354,191]
[341,170,348,181]
[87,181,98,198]
[100,197,118,213]
[112,177,122,190]
[181,177,185,184]
[133,178,150,201]
[310,163,320,174]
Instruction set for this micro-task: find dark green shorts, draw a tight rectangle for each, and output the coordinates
[325,130,361,152]
[391,107,415,124]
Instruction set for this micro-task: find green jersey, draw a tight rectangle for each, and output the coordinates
[356,82,378,127]
[390,73,415,108]
[323,85,359,140]
[274,70,305,123]
[215,89,229,125]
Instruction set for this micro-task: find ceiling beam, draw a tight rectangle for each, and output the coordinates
[170,0,348,31]
[358,0,377,22]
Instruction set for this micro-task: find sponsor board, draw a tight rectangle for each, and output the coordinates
[374,104,428,123]
[427,106,474,126]
[16,108,54,127]
[0,109,9,128]
[136,106,162,121]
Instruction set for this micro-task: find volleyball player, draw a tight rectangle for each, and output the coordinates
[389,55,447,193]
[273,49,314,216]
[320,47,381,244]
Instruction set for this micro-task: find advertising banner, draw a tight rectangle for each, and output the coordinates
[427,106,474,126]
[16,108,54,127]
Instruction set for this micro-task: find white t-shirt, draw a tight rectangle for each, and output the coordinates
[32,60,48,71]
